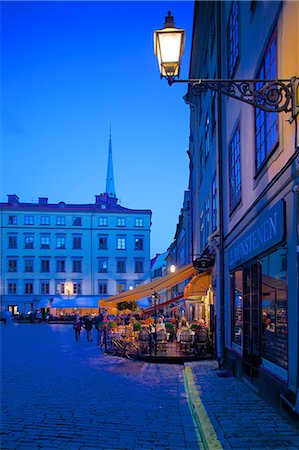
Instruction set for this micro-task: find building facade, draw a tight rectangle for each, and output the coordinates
[185,0,299,410]
[0,136,152,316]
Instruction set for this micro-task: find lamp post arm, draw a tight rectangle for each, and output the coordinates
[169,77,298,118]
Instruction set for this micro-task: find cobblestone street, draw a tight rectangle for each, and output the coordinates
[0,323,198,450]
[1,324,299,450]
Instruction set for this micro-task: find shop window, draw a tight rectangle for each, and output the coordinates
[231,270,243,347]
[261,248,288,370]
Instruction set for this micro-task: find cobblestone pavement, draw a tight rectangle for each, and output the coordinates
[189,361,299,450]
[0,324,198,450]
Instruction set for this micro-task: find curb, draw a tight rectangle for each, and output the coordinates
[184,365,223,450]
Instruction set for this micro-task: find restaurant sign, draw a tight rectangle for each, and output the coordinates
[228,200,285,270]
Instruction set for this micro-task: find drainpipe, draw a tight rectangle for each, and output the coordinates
[216,1,225,367]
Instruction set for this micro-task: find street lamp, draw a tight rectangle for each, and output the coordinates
[154,12,299,120]
[170,264,176,273]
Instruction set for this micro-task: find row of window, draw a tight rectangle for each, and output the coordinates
[7,234,145,251]
[6,280,142,295]
[7,257,145,274]
[7,215,145,228]
[200,174,218,249]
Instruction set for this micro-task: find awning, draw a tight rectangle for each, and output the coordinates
[100,263,197,306]
[142,294,184,315]
[184,271,212,299]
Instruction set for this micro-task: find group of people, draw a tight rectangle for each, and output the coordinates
[73,310,105,343]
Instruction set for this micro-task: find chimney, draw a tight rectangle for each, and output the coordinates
[7,194,19,205]
[39,197,48,205]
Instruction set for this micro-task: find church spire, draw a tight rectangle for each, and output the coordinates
[105,126,116,198]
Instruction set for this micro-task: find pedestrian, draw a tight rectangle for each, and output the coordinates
[94,309,104,345]
[73,315,82,342]
[84,315,93,342]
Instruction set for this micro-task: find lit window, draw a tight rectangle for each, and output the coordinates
[40,216,50,225]
[98,217,108,226]
[227,0,239,77]
[255,30,278,171]
[232,270,243,347]
[56,236,66,249]
[8,215,17,225]
[56,216,65,226]
[98,258,108,273]
[56,282,65,294]
[24,216,34,225]
[40,235,50,249]
[135,218,144,227]
[117,281,126,293]
[117,218,126,227]
[116,237,126,250]
[229,125,241,211]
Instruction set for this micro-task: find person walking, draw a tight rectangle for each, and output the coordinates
[84,315,93,342]
[94,309,104,345]
[73,315,82,342]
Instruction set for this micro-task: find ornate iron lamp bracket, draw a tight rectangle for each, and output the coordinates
[169,76,299,119]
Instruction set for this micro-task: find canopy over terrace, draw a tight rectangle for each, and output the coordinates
[99,263,198,307]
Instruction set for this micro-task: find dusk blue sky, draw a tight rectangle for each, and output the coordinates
[1,1,194,258]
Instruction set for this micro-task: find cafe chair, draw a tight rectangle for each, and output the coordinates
[180,330,192,353]
[156,329,168,352]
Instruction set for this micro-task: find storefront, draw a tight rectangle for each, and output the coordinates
[226,199,295,403]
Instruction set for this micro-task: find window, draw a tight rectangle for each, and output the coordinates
[211,175,217,231]
[117,281,126,293]
[261,248,288,369]
[40,216,50,225]
[227,0,239,77]
[25,282,33,294]
[98,258,108,273]
[98,282,107,295]
[232,270,243,347]
[211,93,216,133]
[135,237,144,250]
[8,235,17,249]
[116,237,126,250]
[99,236,108,250]
[56,235,66,249]
[116,259,126,273]
[135,218,144,227]
[41,282,50,294]
[56,282,65,294]
[8,215,17,225]
[98,217,108,226]
[8,259,17,272]
[24,216,34,225]
[24,259,34,273]
[255,30,278,171]
[24,235,34,249]
[41,259,50,272]
[73,282,82,295]
[72,236,82,249]
[204,116,210,162]
[200,210,204,251]
[8,282,17,294]
[72,260,82,273]
[40,235,50,249]
[117,218,126,227]
[72,217,82,226]
[229,125,241,211]
[135,260,144,273]
[56,259,66,272]
[199,142,204,180]
[204,198,210,243]
[56,216,65,226]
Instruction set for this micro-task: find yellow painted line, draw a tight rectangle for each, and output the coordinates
[184,366,223,450]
